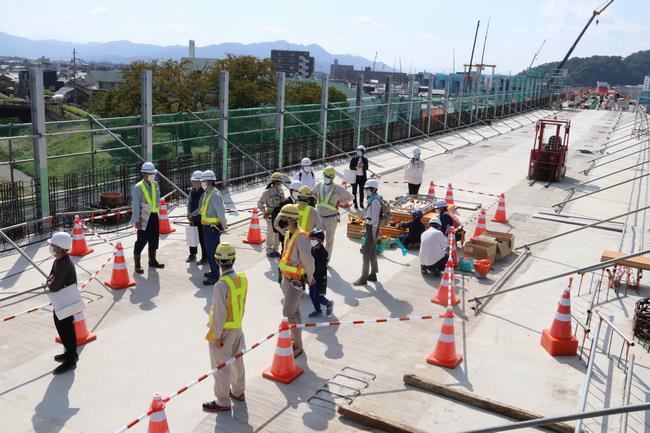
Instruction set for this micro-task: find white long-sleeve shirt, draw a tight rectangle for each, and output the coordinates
[404,158,425,185]
[293,170,316,190]
[419,227,448,266]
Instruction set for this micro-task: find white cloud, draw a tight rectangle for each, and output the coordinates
[90,6,109,16]
[513,27,529,33]
[255,25,293,36]
[354,16,391,30]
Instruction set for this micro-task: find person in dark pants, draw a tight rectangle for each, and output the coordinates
[349,145,369,209]
[194,170,227,285]
[307,229,333,318]
[130,162,164,273]
[186,170,207,264]
[404,147,425,195]
[398,210,426,249]
[46,232,79,375]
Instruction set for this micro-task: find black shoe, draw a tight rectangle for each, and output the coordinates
[204,272,214,278]
[148,249,165,269]
[197,258,207,265]
[354,204,359,210]
[433,269,442,277]
[326,300,334,316]
[360,203,365,209]
[203,278,217,286]
[367,274,377,282]
[54,353,66,363]
[186,254,196,263]
[53,362,76,375]
[134,254,144,274]
[352,279,367,286]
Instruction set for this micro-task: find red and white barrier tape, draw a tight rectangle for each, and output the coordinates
[82,209,131,223]
[81,222,116,248]
[461,197,500,227]
[114,328,281,433]
[2,300,50,322]
[432,182,500,198]
[288,314,435,330]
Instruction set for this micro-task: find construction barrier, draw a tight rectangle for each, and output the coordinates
[70,215,94,256]
[242,209,265,245]
[158,200,176,234]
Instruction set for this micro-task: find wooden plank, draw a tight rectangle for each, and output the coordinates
[601,250,650,270]
[403,374,581,433]
[338,404,428,433]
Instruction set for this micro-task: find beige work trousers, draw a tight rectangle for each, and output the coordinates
[280,277,303,349]
[265,218,279,253]
[321,215,338,259]
[208,330,246,406]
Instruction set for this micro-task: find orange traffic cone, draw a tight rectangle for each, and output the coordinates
[148,393,170,433]
[158,199,176,234]
[540,287,578,356]
[472,209,487,238]
[449,232,459,268]
[243,209,265,245]
[105,242,136,290]
[427,307,463,368]
[262,319,304,384]
[55,311,96,346]
[492,193,508,223]
[427,181,436,197]
[431,258,460,306]
[445,183,454,206]
[69,215,93,256]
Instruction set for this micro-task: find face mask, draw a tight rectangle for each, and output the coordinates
[49,245,56,255]
[146,174,156,182]
[310,240,318,247]
[324,178,333,185]
[278,219,289,229]
[291,191,298,201]
[303,167,311,173]
[413,155,419,160]
[201,181,208,190]
[357,150,363,156]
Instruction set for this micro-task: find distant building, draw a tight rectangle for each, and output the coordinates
[17,69,59,97]
[181,40,218,72]
[329,59,407,85]
[643,75,650,92]
[52,83,91,105]
[271,50,314,78]
[85,69,124,90]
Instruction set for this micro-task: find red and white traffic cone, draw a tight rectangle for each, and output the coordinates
[427,181,436,197]
[104,242,136,290]
[147,393,170,433]
[55,311,96,346]
[158,199,176,234]
[262,318,304,384]
[431,258,460,306]
[540,287,578,356]
[472,209,487,238]
[492,193,508,223]
[445,183,455,206]
[427,307,463,368]
[243,209,265,245]
[69,215,93,256]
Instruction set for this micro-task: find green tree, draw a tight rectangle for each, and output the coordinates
[285,81,348,105]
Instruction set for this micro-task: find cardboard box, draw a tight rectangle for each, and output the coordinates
[463,238,497,263]
[485,230,515,250]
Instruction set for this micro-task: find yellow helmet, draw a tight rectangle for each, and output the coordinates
[215,242,236,261]
[271,172,284,183]
[278,203,299,219]
[323,166,336,178]
[298,186,312,199]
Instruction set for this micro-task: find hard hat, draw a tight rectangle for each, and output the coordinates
[141,162,157,174]
[364,179,379,190]
[323,166,336,178]
[271,172,284,183]
[434,199,447,209]
[48,231,72,250]
[413,147,421,156]
[289,180,303,191]
[301,157,312,167]
[429,217,442,226]
[201,170,216,181]
[190,170,203,181]
[298,185,312,199]
[215,242,236,261]
[411,210,423,219]
[278,203,299,219]
[357,145,366,152]
[308,228,325,242]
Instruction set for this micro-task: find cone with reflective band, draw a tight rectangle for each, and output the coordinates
[449,232,459,268]
[104,242,136,290]
[55,311,96,346]
[431,258,460,306]
[492,193,508,223]
[69,215,93,256]
[243,208,265,245]
[158,199,176,234]
[472,209,487,238]
[427,307,463,368]
[427,181,436,197]
[445,183,454,206]
[147,393,170,433]
[541,288,578,356]
[262,318,304,384]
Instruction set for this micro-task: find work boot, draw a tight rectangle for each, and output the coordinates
[367,274,377,282]
[53,361,76,375]
[203,278,217,286]
[134,254,144,274]
[185,254,196,263]
[53,353,67,363]
[198,257,207,265]
[352,278,367,286]
[148,249,165,269]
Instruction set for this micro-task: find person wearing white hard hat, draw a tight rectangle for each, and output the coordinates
[292,157,315,190]
[404,146,425,195]
[419,217,449,276]
[186,170,207,264]
[353,178,381,286]
[194,170,228,285]
[434,198,463,241]
[131,162,164,274]
[349,145,369,209]
[271,179,303,253]
[46,232,79,374]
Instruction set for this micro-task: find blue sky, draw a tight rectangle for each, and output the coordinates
[5,0,649,73]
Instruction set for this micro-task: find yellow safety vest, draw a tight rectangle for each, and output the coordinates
[137,180,159,213]
[205,273,247,344]
[297,203,312,232]
[318,183,337,212]
[278,230,307,279]
[200,188,221,225]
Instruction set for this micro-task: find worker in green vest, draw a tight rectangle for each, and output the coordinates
[202,242,247,412]
[130,162,164,273]
[295,186,323,233]
[314,166,353,259]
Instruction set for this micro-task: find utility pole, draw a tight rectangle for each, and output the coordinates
[72,48,77,105]
[466,20,481,82]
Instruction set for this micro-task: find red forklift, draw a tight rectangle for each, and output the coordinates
[528,117,571,182]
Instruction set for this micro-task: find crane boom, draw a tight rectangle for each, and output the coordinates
[528,39,546,70]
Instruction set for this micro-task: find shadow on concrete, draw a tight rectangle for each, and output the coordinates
[365,282,413,318]
[31,372,78,433]
[326,268,371,308]
[129,267,160,311]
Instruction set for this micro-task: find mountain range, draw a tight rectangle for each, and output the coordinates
[0,31,393,72]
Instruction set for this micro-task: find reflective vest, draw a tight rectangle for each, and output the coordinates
[279,230,307,279]
[297,203,312,232]
[205,273,247,344]
[200,188,221,225]
[137,180,159,213]
[318,183,337,212]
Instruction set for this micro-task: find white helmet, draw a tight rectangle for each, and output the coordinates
[434,199,447,209]
[413,147,421,157]
[429,217,442,227]
[201,170,216,181]
[364,179,379,190]
[289,180,304,191]
[48,231,72,250]
[141,162,157,174]
[301,157,312,167]
[357,145,366,152]
[190,170,203,181]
